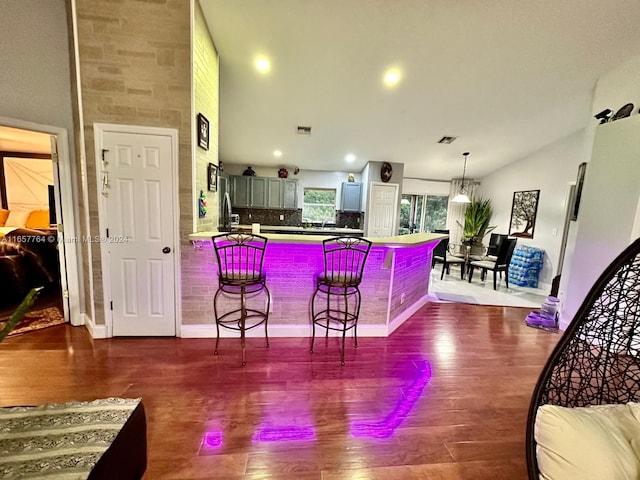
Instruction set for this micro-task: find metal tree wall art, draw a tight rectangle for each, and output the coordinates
[509,190,540,239]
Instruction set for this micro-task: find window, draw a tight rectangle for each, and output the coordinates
[399,193,449,234]
[303,188,336,223]
[423,195,448,232]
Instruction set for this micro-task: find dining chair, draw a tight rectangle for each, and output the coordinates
[467,237,517,289]
[432,234,466,280]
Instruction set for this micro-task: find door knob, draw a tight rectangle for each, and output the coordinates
[162,247,171,254]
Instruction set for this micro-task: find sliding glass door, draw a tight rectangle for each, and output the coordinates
[400,194,449,234]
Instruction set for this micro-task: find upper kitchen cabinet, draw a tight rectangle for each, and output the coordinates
[283,179,298,208]
[231,175,298,209]
[251,176,268,207]
[231,175,250,207]
[341,182,363,212]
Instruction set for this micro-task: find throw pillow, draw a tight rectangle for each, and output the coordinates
[0,209,9,226]
[535,403,640,480]
[4,210,30,228]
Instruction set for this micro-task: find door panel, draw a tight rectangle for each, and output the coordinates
[103,131,176,336]
[368,183,398,237]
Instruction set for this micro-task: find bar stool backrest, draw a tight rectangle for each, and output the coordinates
[213,233,268,284]
[322,237,372,286]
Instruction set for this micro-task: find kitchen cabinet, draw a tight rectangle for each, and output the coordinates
[341,182,362,212]
[251,177,268,207]
[283,179,298,208]
[230,175,298,209]
[231,176,250,207]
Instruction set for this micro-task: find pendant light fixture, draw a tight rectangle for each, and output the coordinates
[452,152,472,203]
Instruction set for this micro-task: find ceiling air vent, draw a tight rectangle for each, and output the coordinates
[297,126,312,135]
[438,136,457,144]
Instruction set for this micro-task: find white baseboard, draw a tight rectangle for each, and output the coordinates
[83,313,108,339]
[181,322,392,338]
[387,294,431,335]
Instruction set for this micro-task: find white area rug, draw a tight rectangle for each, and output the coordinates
[429,270,547,308]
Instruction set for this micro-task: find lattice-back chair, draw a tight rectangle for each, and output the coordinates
[212,233,270,366]
[526,238,640,478]
[310,237,372,365]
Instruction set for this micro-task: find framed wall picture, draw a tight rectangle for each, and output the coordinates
[509,190,540,239]
[197,113,209,150]
[208,163,217,192]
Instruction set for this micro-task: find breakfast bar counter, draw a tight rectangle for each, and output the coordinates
[183,232,445,338]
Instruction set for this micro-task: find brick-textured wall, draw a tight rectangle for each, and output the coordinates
[182,241,394,328]
[388,244,431,321]
[194,2,219,233]
[75,0,191,325]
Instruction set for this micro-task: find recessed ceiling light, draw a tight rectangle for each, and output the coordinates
[255,57,271,73]
[273,150,282,158]
[345,154,356,163]
[383,69,401,87]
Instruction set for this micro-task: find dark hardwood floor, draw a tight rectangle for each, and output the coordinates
[0,302,559,479]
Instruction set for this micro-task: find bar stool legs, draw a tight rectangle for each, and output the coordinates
[310,237,371,366]
[212,233,270,366]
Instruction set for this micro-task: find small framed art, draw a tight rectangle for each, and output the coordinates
[197,113,209,150]
[208,163,217,192]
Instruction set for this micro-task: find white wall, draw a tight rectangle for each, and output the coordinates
[0,0,75,136]
[402,178,450,196]
[558,54,640,329]
[477,130,586,289]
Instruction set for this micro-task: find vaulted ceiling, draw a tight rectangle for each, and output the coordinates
[201,0,640,180]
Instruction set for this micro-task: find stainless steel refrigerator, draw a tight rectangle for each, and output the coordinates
[218,173,231,231]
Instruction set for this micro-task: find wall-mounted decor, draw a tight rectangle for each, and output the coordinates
[509,190,540,239]
[207,163,217,192]
[571,162,587,221]
[197,113,209,150]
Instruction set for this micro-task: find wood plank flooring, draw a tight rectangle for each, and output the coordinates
[0,302,559,479]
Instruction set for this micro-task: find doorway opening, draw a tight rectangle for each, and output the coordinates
[0,122,78,326]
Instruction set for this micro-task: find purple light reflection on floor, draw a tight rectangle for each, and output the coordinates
[201,430,223,449]
[252,426,316,443]
[350,360,432,439]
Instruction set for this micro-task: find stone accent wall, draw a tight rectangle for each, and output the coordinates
[182,241,392,327]
[75,0,191,325]
[194,2,219,233]
[388,244,431,321]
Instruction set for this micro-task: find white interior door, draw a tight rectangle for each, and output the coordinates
[100,128,177,336]
[368,182,398,237]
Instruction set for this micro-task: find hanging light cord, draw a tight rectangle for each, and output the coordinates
[460,152,469,192]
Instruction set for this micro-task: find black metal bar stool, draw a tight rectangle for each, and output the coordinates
[212,233,270,366]
[310,236,372,365]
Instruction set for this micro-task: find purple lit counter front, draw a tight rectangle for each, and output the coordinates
[184,232,445,338]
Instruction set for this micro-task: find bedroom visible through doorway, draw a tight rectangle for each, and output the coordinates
[0,125,66,328]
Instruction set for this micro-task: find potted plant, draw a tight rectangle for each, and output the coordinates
[459,197,496,250]
[0,287,42,343]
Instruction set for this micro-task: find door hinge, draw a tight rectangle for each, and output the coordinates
[63,289,69,298]
[110,301,113,311]
[106,228,109,238]
[51,152,59,164]
[57,223,64,233]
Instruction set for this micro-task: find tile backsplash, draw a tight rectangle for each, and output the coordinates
[233,207,364,229]
[233,208,302,226]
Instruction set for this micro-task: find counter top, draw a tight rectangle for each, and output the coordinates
[189,230,446,247]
